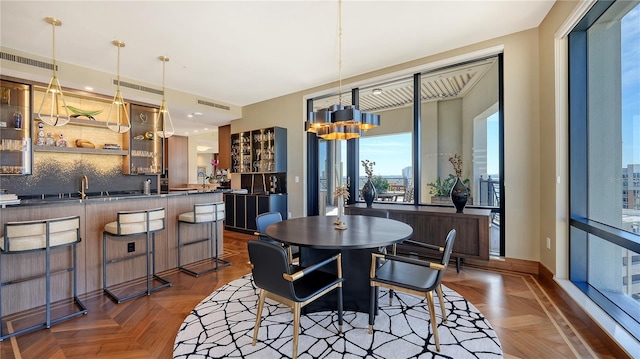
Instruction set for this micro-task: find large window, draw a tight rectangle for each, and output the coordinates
[418,59,500,209]
[307,56,503,255]
[357,79,415,204]
[359,133,413,203]
[569,0,640,340]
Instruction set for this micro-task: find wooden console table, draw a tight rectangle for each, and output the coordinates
[345,203,491,261]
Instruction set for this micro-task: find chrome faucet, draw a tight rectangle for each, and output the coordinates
[80,175,89,199]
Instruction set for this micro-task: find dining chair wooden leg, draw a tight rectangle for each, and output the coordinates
[293,303,301,359]
[252,290,266,346]
[426,291,440,352]
[436,285,447,323]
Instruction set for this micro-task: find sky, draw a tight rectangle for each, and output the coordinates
[359,133,412,177]
[318,123,501,179]
[622,5,640,167]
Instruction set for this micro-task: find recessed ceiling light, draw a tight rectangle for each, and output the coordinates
[187,114,193,118]
[84,86,93,91]
[372,88,382,95]
[193,112,203,116]
[194,130,199,133]
[204,128,209,131]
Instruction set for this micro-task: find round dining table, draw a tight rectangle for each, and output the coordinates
[266,215,413,313]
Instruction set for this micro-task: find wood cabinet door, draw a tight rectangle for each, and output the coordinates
[167,135,188,187]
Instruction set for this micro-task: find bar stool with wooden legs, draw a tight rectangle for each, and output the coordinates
[0,216,87,341]
[103,208,172,303]
[177,202,230,276]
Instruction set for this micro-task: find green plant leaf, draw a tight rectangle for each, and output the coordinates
[64,105,103,117]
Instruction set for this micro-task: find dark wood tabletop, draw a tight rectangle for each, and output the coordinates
[265,215,413,249]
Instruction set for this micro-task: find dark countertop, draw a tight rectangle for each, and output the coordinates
[7,190,225,207]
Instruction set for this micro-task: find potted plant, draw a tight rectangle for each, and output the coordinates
[427,154,471,208]
[371,175,389,193]
[427,174,467,204]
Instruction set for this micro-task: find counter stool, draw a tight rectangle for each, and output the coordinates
[178,202,230,276]
[0,216,87,341]
[103,208,172,303]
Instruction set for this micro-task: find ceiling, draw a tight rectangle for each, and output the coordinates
[0,1,555,135]
[312,57,497,112]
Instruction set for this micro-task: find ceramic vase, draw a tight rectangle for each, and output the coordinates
[13,111,22,129]
[450,177,469,213]
[362,178,376,208]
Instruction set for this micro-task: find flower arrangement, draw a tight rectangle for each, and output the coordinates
[449,154,463,178]
[333,184,349,229]
[333,184,350,201]
[206,158,221,182]
[361,159,375,179]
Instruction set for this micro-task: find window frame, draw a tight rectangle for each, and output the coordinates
[568,0,640,339]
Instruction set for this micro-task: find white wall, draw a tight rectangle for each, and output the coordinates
[235,27,543,262]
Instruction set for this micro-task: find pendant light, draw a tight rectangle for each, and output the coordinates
[106,40,131,133]
[37,17,70,126]
[306,0,380,140]
[156,56,174,138]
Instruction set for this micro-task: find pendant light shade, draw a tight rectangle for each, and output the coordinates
[106,40,131,133]
[37,17,70,127]
[306,0,380,140]
[156,56,174,138]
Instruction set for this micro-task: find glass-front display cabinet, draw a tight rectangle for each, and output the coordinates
[231,126,286,173]
[0,80,31,175]
[123,104,163,175]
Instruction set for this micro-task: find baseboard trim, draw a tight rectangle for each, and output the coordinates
[538,263,635,359]
[464,256,538,274]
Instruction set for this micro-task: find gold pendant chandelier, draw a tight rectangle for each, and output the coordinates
[37,17,70,127]
[106,40,131,133]
[156,56,175,138]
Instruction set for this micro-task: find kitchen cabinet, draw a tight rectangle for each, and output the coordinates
[0,80,31,175]
[165,135,188,187]
[123,104,164,175]
[218,124,231,170]
[223,192,287,233]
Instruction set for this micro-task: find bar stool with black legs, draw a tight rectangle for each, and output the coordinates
[103,208,172,303]
[0,216,87,341]
[177,202,230,276]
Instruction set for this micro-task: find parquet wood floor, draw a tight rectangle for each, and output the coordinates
[0,231,623,358]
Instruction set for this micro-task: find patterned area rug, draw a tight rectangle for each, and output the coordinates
[174,275,502,358]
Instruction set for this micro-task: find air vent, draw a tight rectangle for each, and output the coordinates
[197,99,230,111]
[112,79,163,96]
[0,51,56,71]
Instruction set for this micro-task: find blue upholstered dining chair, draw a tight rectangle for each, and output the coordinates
[248,240,344,359]
[368,229,457,352]
[255,211,283,245]
[255,211,298,263]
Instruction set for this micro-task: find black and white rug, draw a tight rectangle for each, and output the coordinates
[174,275,502,358]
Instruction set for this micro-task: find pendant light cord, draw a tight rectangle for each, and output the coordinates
[52,21,57,77]
[116,44,121,91]
[338,0,343,105]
